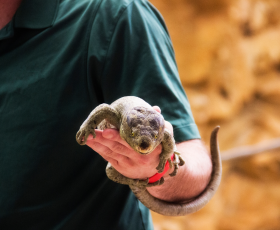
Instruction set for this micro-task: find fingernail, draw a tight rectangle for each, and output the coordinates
[103,131,113,139]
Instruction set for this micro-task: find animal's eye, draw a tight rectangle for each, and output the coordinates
[155,134,158,139]
[131,132,135,137]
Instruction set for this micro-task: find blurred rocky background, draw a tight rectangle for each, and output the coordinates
[149,0,280,229]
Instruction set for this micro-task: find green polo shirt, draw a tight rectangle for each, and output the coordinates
[0,0,200,229]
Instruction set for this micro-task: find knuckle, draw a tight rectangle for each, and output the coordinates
[103,148,113,156]
[126,158,134,167]
[121,156,133,166]
[109,159,118,167]
[112,144,125,153]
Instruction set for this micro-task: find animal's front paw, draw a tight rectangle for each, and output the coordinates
[169,164,179,177]
[169,153,184,177]
[178,155,185,166]
[156,160,166,173]
[76,126,96,145]
[130,178,149,189]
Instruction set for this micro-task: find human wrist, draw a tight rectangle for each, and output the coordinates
[147,140,213,202]
[148,154,174,183]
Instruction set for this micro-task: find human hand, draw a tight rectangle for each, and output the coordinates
[85,106,173,180]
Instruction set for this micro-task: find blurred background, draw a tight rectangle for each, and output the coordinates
[149,0,280,229]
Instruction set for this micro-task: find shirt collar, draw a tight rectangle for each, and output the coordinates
[14,0,59,29]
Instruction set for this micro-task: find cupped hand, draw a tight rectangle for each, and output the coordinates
[85,106,173,180]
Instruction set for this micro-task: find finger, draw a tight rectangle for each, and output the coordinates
[102,129,133,149]
[87,142,118,164]
[152,105,161,113]
[99,154,131,173]
[86,129,118,145]
[87,140,133,166]
[101,154,118,166]
[152,106,173,136]
[91,129,133,156]
[164,120,174,136]
[86,129,103,141]
[96,132,132,156]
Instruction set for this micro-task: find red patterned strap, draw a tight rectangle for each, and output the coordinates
[148,154,175,184]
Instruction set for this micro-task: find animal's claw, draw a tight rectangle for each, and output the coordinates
[178,155,185,166]
[76,129,86,145]
[76,127,95,145]
[168,153,184,177]
[169,164,178,177]
[132,178,149,189]
[156,162,165,173]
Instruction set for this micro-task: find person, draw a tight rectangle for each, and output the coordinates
[0,0,213,229]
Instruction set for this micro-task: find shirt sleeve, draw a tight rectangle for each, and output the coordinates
[91,0,200,142]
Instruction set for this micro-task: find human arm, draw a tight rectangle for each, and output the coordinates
[146,113,213,202]
[145,114,212,202]
[85,108,212,203]
[89,135,212,203]
[147,139,212,202]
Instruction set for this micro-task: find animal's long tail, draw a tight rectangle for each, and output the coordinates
[130,126,222,216]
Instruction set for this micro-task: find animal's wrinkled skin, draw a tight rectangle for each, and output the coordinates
[76,96,222,216]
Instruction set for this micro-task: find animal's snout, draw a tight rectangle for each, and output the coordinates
[136,137,153,154]
[140,140,150,150]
